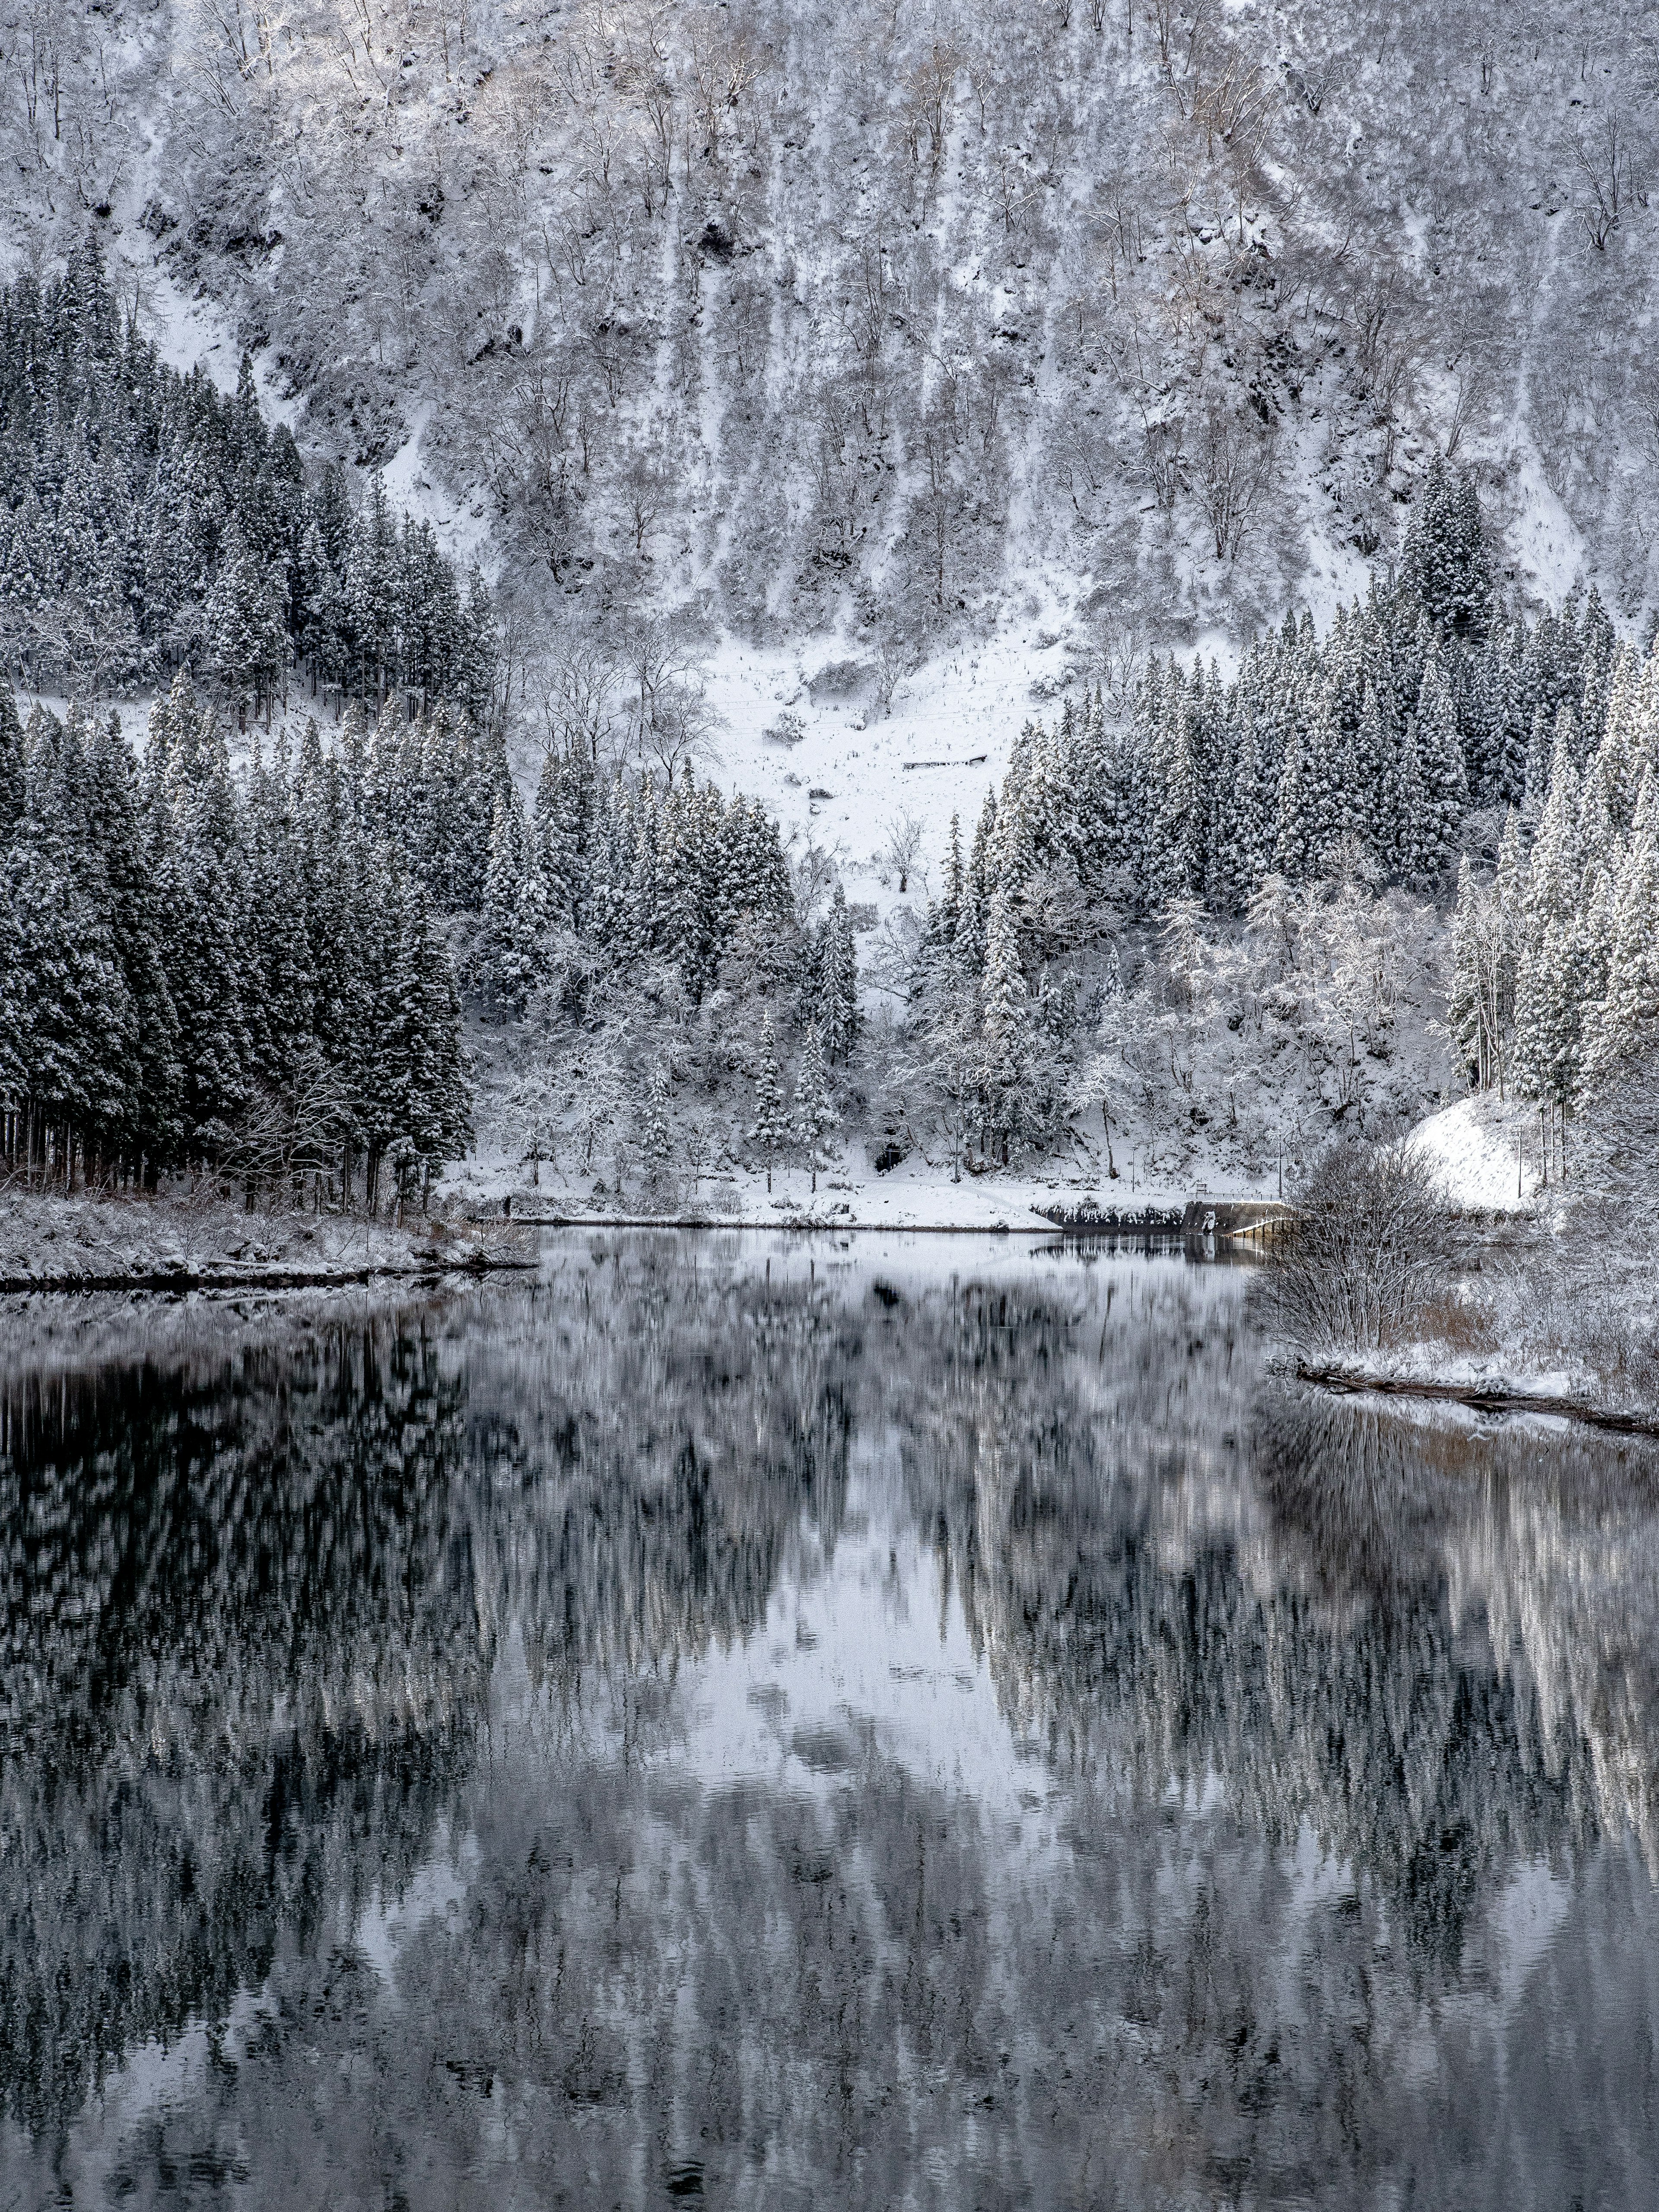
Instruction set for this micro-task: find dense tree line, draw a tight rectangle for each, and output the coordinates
[904,466,1657,1161]
[0,237,496,720]
[0,673,470,1206]
[1449,685,1659,1169]
[0,651,857,1206]
[468,741,859,1045]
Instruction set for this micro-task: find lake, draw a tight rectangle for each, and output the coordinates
[4,1235,1659,2209]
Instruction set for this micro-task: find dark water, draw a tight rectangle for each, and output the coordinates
[5,1237,1659,2210]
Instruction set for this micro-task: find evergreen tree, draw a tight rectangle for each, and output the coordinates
[637,1066,674,1184]
[980,888,1034,1162]
[1583,789,1659,1095]
[815,884,861,1063]
[206,517,287,722]
[476,787,545,1014]
[1272,689,1344,880]
[1407,648,1468,882]
[0,679,23,839]
[1399,457,1492,637]
[750,1016,791,1193]
[1512,737,1588,1120]
[792,1025,838,1193]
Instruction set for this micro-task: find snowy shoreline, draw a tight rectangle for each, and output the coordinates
[1293,1358,1659,1440]
[0,1191,536,1295]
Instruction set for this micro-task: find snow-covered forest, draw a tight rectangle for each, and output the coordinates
[13,0,1659,641]
[890,467,1659,1176]
[0,241,496,713]
[4,443,1658,1215]
[0,0,1656,1229]
[0,674,470,1204]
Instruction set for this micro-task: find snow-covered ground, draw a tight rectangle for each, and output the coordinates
[443,1113,1278,1230]
[1410,1091,1548,1214]
[449,1161,1100,1231]
[694,614,1070,882]
[0,1190,531,1291]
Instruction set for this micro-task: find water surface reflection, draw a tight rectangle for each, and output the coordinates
[3,1238,1658,2208]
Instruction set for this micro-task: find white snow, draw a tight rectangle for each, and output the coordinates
[1410,1091,1547,1214]
[0,1189,528,1294]
[700,611,1075,884]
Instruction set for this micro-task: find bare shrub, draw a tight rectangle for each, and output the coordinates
[1260,1141,1462,1355]
[881,812,925,894]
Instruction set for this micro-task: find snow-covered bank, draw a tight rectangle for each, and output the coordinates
[1292,1357,1659,1440]
[443,1152,1259,1234]
[0,1191,534,1292]
[1410,1092,1548,1214]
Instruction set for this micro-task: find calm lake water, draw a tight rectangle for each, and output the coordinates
[5,1235,1659,2210]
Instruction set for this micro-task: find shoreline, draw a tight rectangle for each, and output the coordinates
[0,1188,538,1298]
[0,1255,541,1296]
[472,1213,1136,1235]
[1295,1361,1659,1441]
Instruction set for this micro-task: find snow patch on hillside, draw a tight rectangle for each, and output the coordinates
[701,610,1076,879]
[1411,1091,1543,1213]
[1500,439,1589,611]
[377,405,495,569]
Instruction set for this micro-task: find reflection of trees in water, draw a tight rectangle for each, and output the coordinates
[0,1256,855,2139]
[883,1281,1659,1983]
[452,1254,852,1691]
[0,1322,483,2134]
[51,1743,1659,2212]
[10,1256,1659,2205]
[1259,1387,1659,1880]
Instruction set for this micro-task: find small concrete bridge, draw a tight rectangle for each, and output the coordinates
[1179,1199,1295,1250]
[1036,1198,1295,1250]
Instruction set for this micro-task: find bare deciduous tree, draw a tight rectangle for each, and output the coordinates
[1571,111,1643,253]
[1189,398,1276,561]
[882,812,925,895]
[1093,614,1147,719]
[537,628,623,762]
[872,632,915,717]
[622,616,719,784]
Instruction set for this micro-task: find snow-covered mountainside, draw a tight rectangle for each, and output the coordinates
[12,0,1659,665]
[1,0,1656,1273]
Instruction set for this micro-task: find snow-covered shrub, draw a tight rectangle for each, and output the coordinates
[1259,1142,1462,1355]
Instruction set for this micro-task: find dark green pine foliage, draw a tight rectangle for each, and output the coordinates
[0,674,471,1200]
[0,678,24,838]
[2,706,138,1170]
[932,473,1654,1045]
[0,234,495,717]
[804,882,861,1062]
[1398,457,1493,638]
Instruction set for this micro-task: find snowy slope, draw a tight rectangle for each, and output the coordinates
[1411,1093,1546,1214]
[699,614,1071,877]
[44,0,1650,669]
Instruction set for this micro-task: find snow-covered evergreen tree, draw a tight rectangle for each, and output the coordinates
[793,1025,838,1193]
[750,1016,791,1193]
[1399,457,1492,638]
[1583,783,1659,1097]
